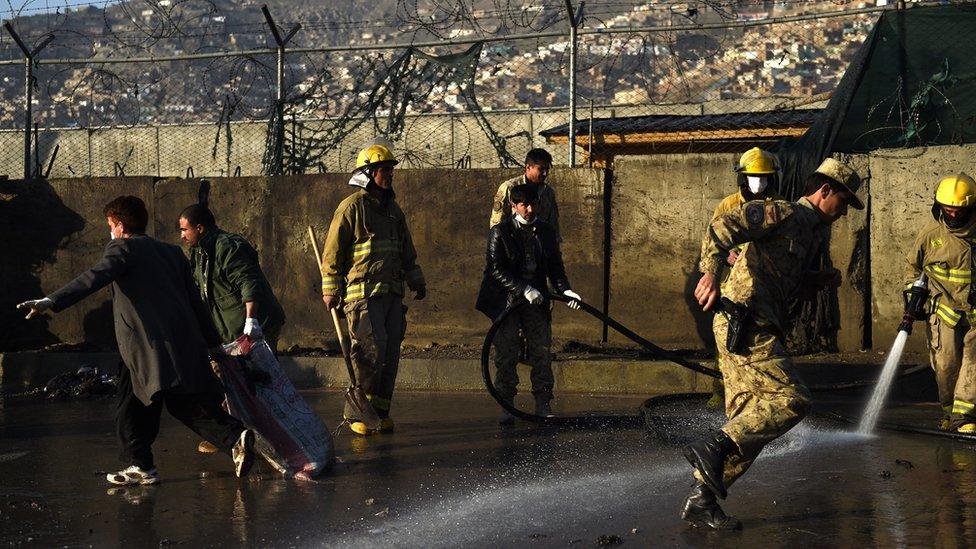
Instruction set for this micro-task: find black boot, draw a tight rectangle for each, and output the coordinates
[534,393,555,417]
[498,397,516,426]
[683,430,737,499]
[681,483,741,531]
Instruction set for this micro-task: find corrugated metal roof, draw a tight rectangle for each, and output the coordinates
[539,109,822,137]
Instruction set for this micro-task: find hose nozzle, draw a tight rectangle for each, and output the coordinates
[900,273,929,334]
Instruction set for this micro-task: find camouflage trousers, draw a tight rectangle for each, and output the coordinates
[493,303,554,400]
[344,294,406,419]
[926,315,976,428]
[697,314,811,488]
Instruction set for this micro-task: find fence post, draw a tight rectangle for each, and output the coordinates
[261,5,301,176]
[4,23,52,180]
[564,1,584,167]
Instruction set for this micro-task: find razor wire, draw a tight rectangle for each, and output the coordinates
[0,1,935,179]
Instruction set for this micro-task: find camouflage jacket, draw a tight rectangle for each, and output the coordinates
[321,189,425,304]
[489,175,560,240]
[906,217,976,326]
[699,197,826,332]
[707,189,784,288]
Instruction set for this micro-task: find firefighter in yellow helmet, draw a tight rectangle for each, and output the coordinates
[320,143,427,435]
[906,173,976,433]
[700,148,784,410]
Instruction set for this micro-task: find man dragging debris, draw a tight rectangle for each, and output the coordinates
[17,196,254,486]
[685,158,863,529]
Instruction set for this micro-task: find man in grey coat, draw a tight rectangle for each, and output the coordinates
[18,195,254,486]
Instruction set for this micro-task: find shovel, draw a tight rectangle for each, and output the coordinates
[306,226,381,430]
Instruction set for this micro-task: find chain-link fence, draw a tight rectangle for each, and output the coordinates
[0,1,923,178]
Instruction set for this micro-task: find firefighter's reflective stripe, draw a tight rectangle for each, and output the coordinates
[322,274,345,294]
[934,300,963,326]
[952,399,976,417]
[352,239,402,260]
[925,264,975,284]
[345,281,404,302]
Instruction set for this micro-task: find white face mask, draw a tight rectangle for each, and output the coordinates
[514,213,535,225]
[348,171,371,189]
[746,175,768,195]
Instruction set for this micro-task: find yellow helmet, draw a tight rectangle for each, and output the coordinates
[355,144,398,171]
[736,147,777,175]
[935,173,976,207]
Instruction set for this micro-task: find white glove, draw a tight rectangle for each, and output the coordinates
[17,298,53,319]
[523,286,543,305]
[243,317,263,340]
[563,290,582,310]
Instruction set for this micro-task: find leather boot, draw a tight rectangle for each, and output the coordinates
[498,397,516,426]
[682,430,737,499]
[681,483,741,530]
[534,393,555,417]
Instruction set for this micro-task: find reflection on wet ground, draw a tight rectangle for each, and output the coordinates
[0,390,974,547]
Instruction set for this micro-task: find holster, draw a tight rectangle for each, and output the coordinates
[719,297,751,355]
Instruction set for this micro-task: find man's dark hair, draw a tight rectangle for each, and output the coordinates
[524,148,553,166]
[103,195,148,233]
[802,173,842,197]
[509,183,540,205]
[179,203,217,228]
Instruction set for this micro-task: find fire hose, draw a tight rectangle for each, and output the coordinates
[481,294,936,431]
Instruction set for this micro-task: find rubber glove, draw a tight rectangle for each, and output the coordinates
[17,298,53,319]
[243,317,263,340]
[563,290,582,310]
[523,286,543,305]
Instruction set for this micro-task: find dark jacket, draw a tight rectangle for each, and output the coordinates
[189,228,285,344]
[476,217,571,320]
[48,236,223,405]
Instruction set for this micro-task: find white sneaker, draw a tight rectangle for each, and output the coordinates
[107,465,159,486]
[232,430,255,478]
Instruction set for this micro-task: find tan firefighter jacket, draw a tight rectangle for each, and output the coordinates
[321,189,425,303]
[906,216,976,326]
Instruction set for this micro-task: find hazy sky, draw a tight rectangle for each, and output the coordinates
[2,0,117,17]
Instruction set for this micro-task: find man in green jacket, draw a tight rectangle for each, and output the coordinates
[179,204,286,350]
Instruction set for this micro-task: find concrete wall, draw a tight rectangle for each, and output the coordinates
[0,169,605,352]
[7,142,975,356]
[609,154,737,350]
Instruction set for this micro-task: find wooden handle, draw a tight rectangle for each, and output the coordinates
[306,226,323,267]
[307,225,355,382]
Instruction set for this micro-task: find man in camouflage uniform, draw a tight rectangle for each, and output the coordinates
[907,173,976,433]
[683,158,863,530]
[490,148,560,240]
[702,147,784,410]
[321,144,426,436]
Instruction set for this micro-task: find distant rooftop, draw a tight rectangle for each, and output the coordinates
[540,109,822,138]
[541,109,822,167]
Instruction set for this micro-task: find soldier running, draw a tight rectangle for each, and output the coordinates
[684,158,863,530]
[702,147,784,410]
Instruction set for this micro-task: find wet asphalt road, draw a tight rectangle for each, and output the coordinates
[1,390,975,548]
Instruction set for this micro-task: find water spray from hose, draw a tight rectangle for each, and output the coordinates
[858,273,929,433]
